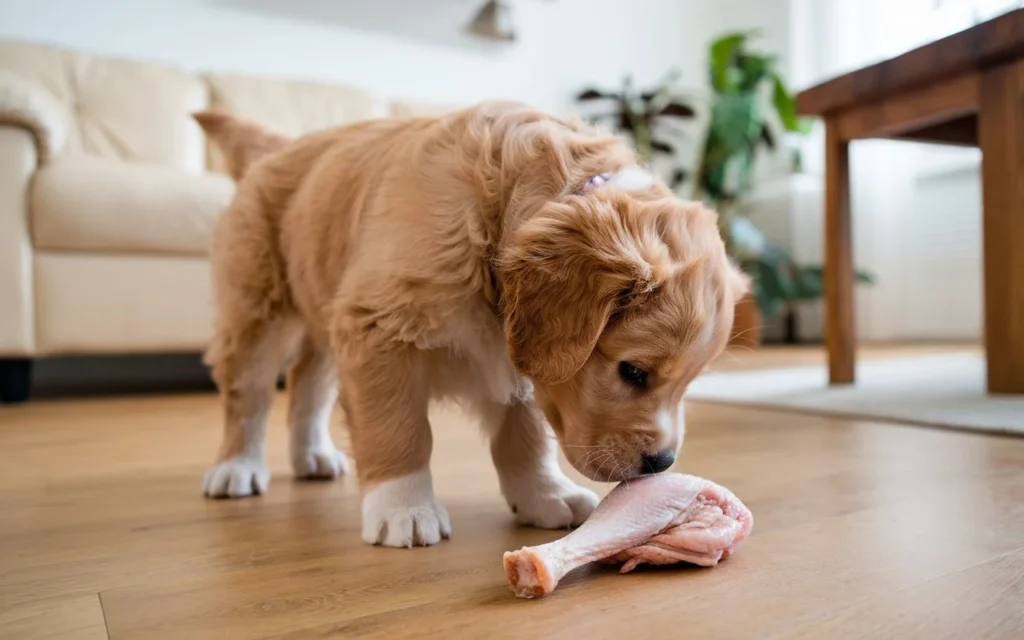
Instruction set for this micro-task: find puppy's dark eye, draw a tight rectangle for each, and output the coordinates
[618,361,648,388]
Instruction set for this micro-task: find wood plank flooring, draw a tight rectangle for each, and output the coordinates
[1,346,1022,639]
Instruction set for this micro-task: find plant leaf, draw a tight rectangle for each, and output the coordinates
[793,266,824,300]
[747,270,783,320]
[754,263,790,300]
[577,88,616,101]
[709,93,761,154]
[709,31,756,92]
[760,242,794,265]
[736,53,776,92]
[855,269,875,284]
[670,168,689,188]
[740,241,802,312]
[650,139,676,155]
[760,123,776,149]
[788,265,876,300]
[759,296,783,321]
[659,102,696,118]
[772,73,812,133]
[618,111,635,133]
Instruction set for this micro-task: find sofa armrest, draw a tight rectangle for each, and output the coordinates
[0,71,68,165]
[0,127,38,355]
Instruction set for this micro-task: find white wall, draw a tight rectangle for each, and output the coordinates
[0,0,721,116]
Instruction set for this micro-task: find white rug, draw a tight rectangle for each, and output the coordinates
[688,352,1024,436]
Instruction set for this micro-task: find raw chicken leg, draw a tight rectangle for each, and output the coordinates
[503,473,753,598]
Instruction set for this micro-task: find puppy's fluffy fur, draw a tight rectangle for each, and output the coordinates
[195,101,748,547]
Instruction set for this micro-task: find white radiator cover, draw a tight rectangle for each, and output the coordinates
[898,157,984,340]
[743,145,983,343]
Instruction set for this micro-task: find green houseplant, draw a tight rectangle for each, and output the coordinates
[577,32,873,344]
[576,70,697,190]
[693,31,873,343]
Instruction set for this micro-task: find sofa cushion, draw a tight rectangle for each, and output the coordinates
[32,157,234,256]
[204,72,385,173]
[389,100,464,118]
[0,40,209,172]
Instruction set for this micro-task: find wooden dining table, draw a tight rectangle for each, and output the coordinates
[796,8,1024,395]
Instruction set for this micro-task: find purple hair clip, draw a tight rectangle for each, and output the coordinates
[582,173,610,193]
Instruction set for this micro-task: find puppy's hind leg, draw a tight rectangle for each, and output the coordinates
[202,316,300,499]
[489,402,598,529]
[202,179,299,499]
[288,338,349,480]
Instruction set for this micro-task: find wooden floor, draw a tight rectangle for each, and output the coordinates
[2,345,1023,639]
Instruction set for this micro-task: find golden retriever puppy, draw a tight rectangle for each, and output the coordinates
[194,101,748,548]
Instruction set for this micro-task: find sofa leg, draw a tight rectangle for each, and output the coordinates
[0,359,32,403]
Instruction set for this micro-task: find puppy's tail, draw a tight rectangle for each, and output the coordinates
[192,111,291,181]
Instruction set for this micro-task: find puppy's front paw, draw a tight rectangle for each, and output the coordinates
[506,475,599,529]
[203,455,270,498]
[361,469,451,547]
[292,446,350,480]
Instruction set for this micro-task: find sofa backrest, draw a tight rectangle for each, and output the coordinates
[202,72,386,174]
[0,40,453,175]
[0,40,209,173]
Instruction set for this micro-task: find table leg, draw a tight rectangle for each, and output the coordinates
[979,61,1024,394]
[825,116,856,385]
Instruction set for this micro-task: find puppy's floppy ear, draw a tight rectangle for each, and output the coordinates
[498,201,658,384]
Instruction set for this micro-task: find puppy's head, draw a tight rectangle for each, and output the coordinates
[499,188,748,481]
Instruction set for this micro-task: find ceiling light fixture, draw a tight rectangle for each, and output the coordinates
[467,0,517,41]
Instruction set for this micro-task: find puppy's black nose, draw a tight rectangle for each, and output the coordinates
[640,449,675,474]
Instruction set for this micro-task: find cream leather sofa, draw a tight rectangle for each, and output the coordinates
[0,40,451,402]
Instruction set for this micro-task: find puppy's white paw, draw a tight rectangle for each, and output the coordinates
[292,446,350,480]
[203,456,270,498]
[505,474,599,529]
[361,469,451,548]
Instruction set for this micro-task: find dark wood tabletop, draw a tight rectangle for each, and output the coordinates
[797,8,1024,115]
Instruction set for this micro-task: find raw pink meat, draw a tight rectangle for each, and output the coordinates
[503,473,753,598]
